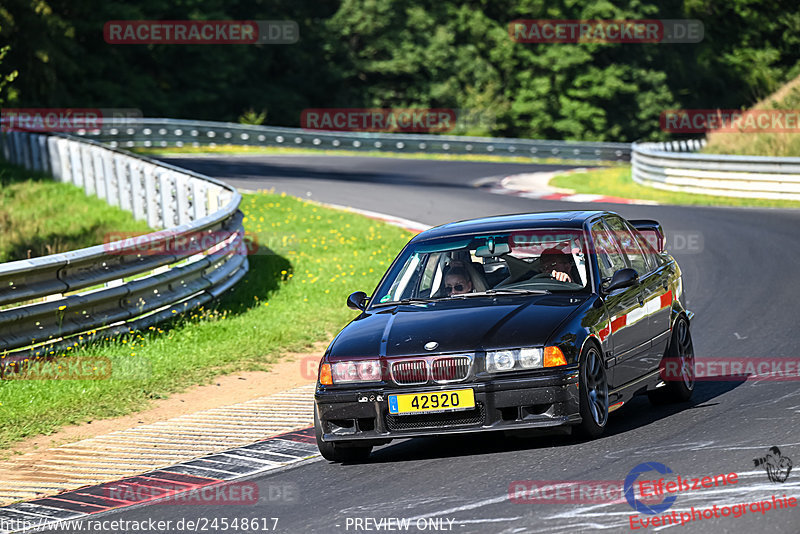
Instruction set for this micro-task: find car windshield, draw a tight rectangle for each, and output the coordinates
[372,229,590,305]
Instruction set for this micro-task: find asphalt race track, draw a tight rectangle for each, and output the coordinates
[68,155,800,533]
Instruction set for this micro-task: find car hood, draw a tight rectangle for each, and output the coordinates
[329,294,586,359]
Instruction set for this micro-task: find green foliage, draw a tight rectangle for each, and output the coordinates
[0,45,18,106]
[0,0,798,141]
[238,108,268,125]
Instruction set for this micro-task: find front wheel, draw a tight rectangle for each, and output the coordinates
[314,405,372,463]
[576,344,609,439]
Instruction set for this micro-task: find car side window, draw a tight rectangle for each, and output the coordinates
[604,217,649,276]
[590,221,628,280]
[626,222,663,271]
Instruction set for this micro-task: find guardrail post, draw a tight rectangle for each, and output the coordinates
[219,190,232,210]
[102,150,118,207]
[81,144,96,196]
[68,141,84,187]
[12,132,22,166]
[159,171,177,229]
[38,135,51,175]
[207,185,220,214]
[54,138,70,182]
[29,134,43,172]
[19,132,31,169]
[48,137,59,179]
[91,146,106,200]
[129,159,147,221]
[144,164,161,229]
[192,179,208,219]
[117,155,132,212]
[175,175,192,224]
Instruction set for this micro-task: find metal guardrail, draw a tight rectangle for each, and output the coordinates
[0,130,249,366]
[75,118,632,162]
[6,117,789,367]
[0,118,628,368]
[633,140,800,201]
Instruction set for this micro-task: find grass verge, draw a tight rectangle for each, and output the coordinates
[549,166,800,208]
[0,160,152,262]
[0,191,413,449]
[132,144,622,167]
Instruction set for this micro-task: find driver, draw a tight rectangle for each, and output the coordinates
[444,267,473,295]
[539,248,574,283]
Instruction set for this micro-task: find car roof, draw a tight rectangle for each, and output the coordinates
[411,210,613,242]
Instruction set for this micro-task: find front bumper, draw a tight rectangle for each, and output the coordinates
[315,367,581,442]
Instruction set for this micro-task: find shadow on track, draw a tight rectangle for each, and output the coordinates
[353,380,747,465]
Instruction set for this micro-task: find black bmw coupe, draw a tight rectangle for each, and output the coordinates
[314,210,695,461]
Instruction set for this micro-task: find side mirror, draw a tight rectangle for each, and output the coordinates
[346,291,368,311]
[602,268,639,294]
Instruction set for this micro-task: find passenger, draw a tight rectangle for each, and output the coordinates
[539,248,574,283]
[443,267,473,295]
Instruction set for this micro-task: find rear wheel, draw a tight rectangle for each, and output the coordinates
[576,343,609,439]
[314,406,373,463]
[649,316,695,404]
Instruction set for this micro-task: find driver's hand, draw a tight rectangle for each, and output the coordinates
[551,270,572,282]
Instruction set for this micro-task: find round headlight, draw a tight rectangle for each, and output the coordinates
[333,361,359,382]
[491,350,515,371]
[357,360,382,381]
[519,348,543,369]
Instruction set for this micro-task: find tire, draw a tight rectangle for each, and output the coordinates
[576,343,609,439]
[314,405,373,463]
[649,316,695,405]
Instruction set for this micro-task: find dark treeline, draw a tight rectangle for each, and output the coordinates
[1,0,799,142]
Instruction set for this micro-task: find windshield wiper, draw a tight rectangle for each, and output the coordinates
[371,297,435,308]
[450,288,551,298]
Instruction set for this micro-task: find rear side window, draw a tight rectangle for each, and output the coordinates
[626,222,663,271]
[590,221,627,279]
[604,217,649,276]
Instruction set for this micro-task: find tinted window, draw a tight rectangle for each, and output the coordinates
[604,217,649,276]
[371,229,591,305]
[626,222,663,271]
[590,221,628,279]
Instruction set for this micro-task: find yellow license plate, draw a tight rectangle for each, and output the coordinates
[388,389,475,415]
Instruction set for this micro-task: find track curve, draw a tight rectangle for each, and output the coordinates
[68,155,800,533]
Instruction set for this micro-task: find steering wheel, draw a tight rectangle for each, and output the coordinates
[532,272,555,279]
